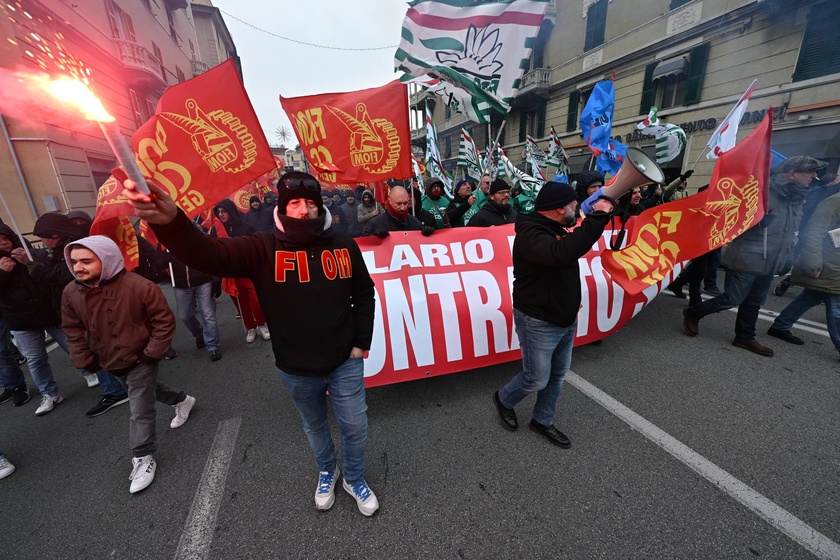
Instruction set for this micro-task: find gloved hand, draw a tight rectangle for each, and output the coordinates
[421,225,435,237]
[373,229,390,239]
[680,169,694,181]
[211,278,222,299]
[759,212,776,228]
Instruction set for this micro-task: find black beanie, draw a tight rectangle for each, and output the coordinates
[489,179,511,195]
[535,182,577,211]
[275,172,325,215]
[249,196,261,205]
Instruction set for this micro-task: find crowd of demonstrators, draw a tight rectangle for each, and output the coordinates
[210,200,270,345]
[662,169,694,201]
[463,173,492,224]
[340,190,363,237]
[321,190,347,235]
[421,178,451,229]
[243,195,274,232]
[410,186,437,230]
[125,170,381,516]
[362,185,434,238]
[446,179,477,227]
[682,156,825,357]
[62,235,195,493]
[357,190,384,229]
[494,182,613,448]
[467,178,518,227]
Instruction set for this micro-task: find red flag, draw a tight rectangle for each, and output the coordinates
[601,108,774,295]
[90,58,274,267]
[279,81,412,184]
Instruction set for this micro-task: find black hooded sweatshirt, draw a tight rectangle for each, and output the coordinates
[0,225,57,330]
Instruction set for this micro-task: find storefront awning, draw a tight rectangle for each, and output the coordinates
[652,54,690,80]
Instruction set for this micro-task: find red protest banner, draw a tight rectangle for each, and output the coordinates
[280,80,412,184]
[356,223,676,388]
[600,109,773,295]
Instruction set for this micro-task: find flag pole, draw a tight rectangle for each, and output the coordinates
[689,146,707,171]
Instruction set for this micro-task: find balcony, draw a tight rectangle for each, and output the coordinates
[410,88,433,110]
[112,39,166,89]
[513,67,551,109]
[191,59,210,76]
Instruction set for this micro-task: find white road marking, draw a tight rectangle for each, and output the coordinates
[567,372,840,560]
[174,417,242,560]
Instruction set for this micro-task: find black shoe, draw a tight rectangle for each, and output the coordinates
[86,394,129,418]
[493,391,518,431]
[195,336,206,349]
[529,420,571,449]
[666,283,686,299]
[682,308,699,337]
[732,338,774,357]
[774,280,790,297]
[14,355,26,366]
[164,348,179,360]
[766,327,804,345]
[12,386,30,407]
[0,388,13,404]
[209,350,222,362]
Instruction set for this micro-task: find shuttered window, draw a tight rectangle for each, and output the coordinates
[566,90,580,133]
[638,42,708,114]
[683,42,709,104]
[584,0,608,52]
[793,2,840,82]
[670,0,692,9]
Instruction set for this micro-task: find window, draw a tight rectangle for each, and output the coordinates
[519,102,546,142]
[129,89,145,127]
[444,103,451,120]
[793,2,840,82]
[176,66,185,83]
[639,42,709,114]
[669,0,692,8]
[151,42,166,83]
[140,0,151,10]
[166,8,178,43]
[104,1,135,41]
[584,0,607,52]
[145,99,156,119]
[566,90,580,133]
[445,136,452,158]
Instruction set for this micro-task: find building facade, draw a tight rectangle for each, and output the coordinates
[0,0,235,232]
[418,0,840,189]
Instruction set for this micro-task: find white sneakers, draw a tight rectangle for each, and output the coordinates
[170,395,195,429]
[35,394,64,416]
[256,324,271,340]
[129,455,156,493]
[83,373,99,388]
[0,457,15,480]
[343,479,380,516]
[315,466,340,511]
[245,328,257,343]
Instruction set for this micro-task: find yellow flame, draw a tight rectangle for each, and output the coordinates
[37,74,114,122]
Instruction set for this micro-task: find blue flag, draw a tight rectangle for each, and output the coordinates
[579,79,615,156]
[595,139,627,175]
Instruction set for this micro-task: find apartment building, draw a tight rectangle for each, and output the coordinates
[0,0,234,232]
[415,0,840,187]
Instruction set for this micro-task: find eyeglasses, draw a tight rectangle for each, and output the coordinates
[281,177,320,192]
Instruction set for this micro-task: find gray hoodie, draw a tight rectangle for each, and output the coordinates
[64,235,125,286]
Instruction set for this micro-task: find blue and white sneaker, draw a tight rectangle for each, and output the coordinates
[342,478,379,516]
[315,466,339,511]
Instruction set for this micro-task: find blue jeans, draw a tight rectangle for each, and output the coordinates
[47,327,126,397]
[498,309,576,426]
[0,319,26,391]
[174,283,219,351]
[10,327,65,397]
[280,357,368,484]
[773,288,840,352]
[704,248,722,290]
[690,270,774,341]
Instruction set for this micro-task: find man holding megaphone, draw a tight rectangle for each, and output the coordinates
[579,147,665,216]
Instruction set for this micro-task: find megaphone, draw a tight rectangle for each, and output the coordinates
[580,147,665,214]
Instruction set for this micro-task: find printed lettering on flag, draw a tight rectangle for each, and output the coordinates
[280,80,412,184]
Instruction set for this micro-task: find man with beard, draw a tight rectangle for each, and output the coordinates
[340,190,363,237]
[682,156,826,357]
[446,179,477,227]
[357,190,383,229]
[421,178,450,229]
[467,179,518,227]
[493,182,613,447]
[362,185,434,238]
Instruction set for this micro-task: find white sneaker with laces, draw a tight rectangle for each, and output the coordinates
[245,329,257,343]
[257,324,271,341]
[343,478,380,516]
[171,395,195,429]
[83,373,99,388]
[0,457,15,480]
[314,466,340,511]
[35,394,63,416]
[129,455,156,493]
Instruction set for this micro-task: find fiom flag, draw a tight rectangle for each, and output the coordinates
[602,108,773,294]
[395,0,550,114]
[706,79,757,159]
[579,79,615,157]
[280,80,412,183]
[636,106,686,165]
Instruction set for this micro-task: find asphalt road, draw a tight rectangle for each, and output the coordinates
[2,277,838,560]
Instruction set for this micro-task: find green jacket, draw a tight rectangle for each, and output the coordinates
[791,191,840,294]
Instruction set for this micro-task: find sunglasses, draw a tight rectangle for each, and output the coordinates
[281,177,320,192]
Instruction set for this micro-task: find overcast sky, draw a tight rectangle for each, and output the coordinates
[211,0,410,148]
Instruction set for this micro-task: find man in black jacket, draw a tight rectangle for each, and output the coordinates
[467,178,518,227]
[493,182,612,448]
[123,171,380,517]
[362,185,434,238]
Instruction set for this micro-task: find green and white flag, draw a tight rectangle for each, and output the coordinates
[525,134,548,168]
[546,125,570,177]
[499,147,543,193]
[636,106,686,165]
[425,101,454,194]
[423,77,492,124]
[458,128,482,181]
[395,0,550,115]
